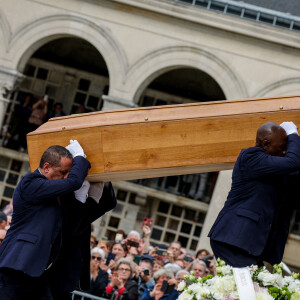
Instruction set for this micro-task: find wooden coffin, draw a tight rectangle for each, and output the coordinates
[27,95,300,181]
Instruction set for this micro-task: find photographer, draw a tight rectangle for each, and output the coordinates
[140,269,178,300]
[135,254,155,299]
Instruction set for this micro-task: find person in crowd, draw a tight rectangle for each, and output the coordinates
[164,263,182,276]
[209,122,300,267]
[173,259,184,269]
[175,270,190,285]
[189,260,207,279]
[4,94,32,150]
[114,229,126,241]
[27,96,49,133]
[112,241,128,262]
[182,253,194,269]
[126,230,142,260]
[0,229,6,246]
[135,254,155,299]
[48,102,65,119]
[140,268,179,300]
[0,211,7,230]
[87,247,109,297]
[98,239,109,257]
[2,202,13,217]
[195,249,210,260]
[104,258,138,300]
[90,235,97,249]
[152,260,163,274]
[167,241,181,262]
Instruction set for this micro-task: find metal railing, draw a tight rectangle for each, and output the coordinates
[172,0,300,32]
[71,290,107,300]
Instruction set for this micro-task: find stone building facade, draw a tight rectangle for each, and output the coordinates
[0,0,300,268]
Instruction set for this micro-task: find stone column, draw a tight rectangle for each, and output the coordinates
[198,170,233,252]
[0,67,24,130]
[102,95,136,111]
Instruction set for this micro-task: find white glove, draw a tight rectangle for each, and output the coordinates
[74,180,90,203]
[88,182,105,203]
[280,122,298,135]
[66,140,86,158]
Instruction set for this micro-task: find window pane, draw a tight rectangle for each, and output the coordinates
[190,239,198,251]
[171,205,182,217]
[11,160,22,172]
[116,190,127,201]
[164,232,176,243]
[0,170,6,181]
[24,64,36,77]
[141,96,155,107]
[4,187,14,198]
[112,203,124,215]
[87,95,100,109]
[6,173,19,185]
[108,216,120,228]
[181,222,192,234]
[151,228,162,240]
[178,236,188,248]
[194,226,202,236]
[168,219,179,230]
[185,209,196,220]
[155,215,166,227]
[36,68,48,80]
[78,79,91,91]
[74,92,86,105]
[158,201,170,214]
[0,156,9,169]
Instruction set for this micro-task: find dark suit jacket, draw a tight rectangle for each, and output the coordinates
[49,182,116,292]
[0,156,90,277]
[209,134,300,264]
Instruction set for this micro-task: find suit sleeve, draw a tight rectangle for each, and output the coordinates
[21,156,91,203]
[85,182,117,224]
[242,134,300,178]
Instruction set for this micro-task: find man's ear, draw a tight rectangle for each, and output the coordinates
[43,162,51,173]
[262,139,270,150]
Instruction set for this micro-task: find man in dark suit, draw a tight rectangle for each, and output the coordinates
[209,121,300,267]
[0,141,116,299]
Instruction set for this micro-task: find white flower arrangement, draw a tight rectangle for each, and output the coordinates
[177,259,300,300]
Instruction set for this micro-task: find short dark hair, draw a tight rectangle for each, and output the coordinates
[39,145,73,168]
[0,211,7,223]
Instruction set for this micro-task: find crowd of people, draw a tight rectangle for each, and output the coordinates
[2,94,86,152]
[84,226,216,300]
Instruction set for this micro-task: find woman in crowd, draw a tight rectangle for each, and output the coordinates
[104,258,138,300]
[175,270,190,285]
[111,241,128,262]
[87,247,109,297]
[140,268,179,300]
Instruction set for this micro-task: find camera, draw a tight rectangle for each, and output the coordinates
[126,240,139,248]
[161,280,175,295]
[183,255,193,262]
[142,268,150,276]
[155,248,168,256]
[202,254,214,267]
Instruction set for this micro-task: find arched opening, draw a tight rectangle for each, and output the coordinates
[3,37,109,151]
[138,67,226,106]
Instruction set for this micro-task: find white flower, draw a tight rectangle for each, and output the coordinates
[178,290,194,300]
[291,292,300,300]
[178,281,186,291]
[257,270,283,288]
[208,275,237,299]
[221,265,232,276]
[255,291,274,300]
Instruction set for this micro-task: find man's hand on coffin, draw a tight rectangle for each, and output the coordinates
[66,139,86,158]
[88,182,105,203]
[74,180,90,203]
[280,121,298,135]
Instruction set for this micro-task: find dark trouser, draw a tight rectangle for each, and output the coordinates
[210,239,264,267]
[0,268,52,300]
